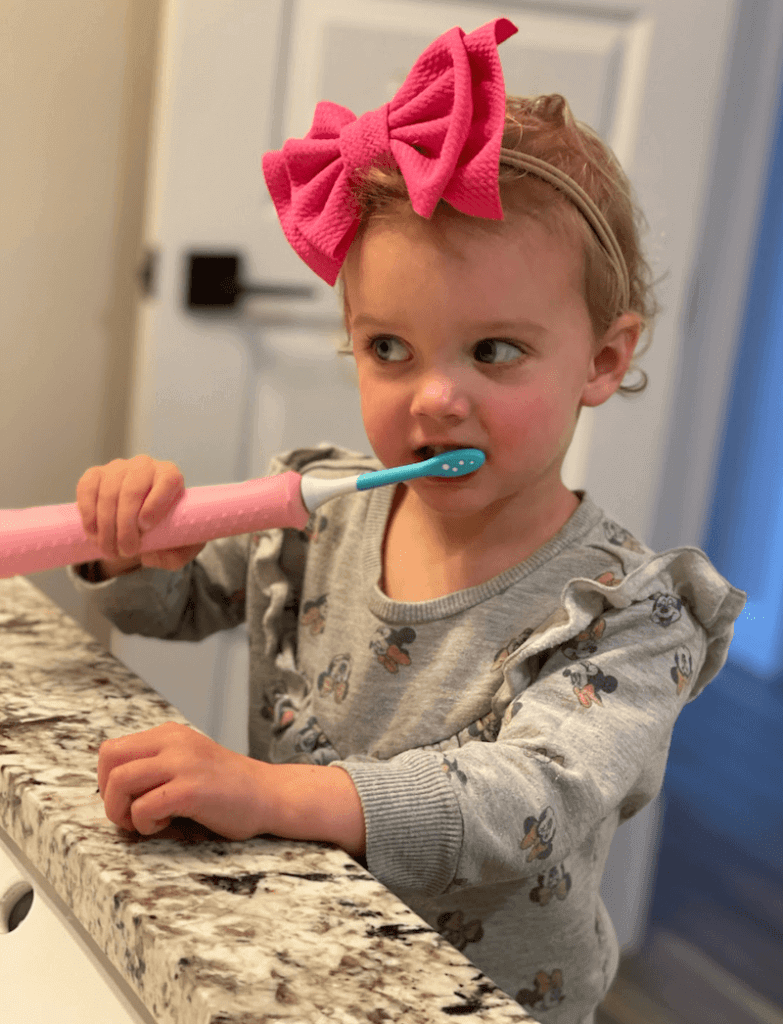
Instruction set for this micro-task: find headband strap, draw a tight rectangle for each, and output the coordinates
[499,149,631,311]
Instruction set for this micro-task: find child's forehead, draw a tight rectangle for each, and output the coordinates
[341,204,589,333]
[345,205,583,284]
[357,193,580,254]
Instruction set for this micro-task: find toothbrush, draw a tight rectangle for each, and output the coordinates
[0,449,484,579]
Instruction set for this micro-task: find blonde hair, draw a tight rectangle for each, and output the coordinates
[342,94,659,395]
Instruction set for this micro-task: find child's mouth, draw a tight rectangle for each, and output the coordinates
[411,446,484,481]
[415,444,468,461]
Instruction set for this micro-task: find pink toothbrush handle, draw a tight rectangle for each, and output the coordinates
[0,472,311,579]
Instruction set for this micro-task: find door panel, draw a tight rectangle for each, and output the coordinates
[289,0,649,154]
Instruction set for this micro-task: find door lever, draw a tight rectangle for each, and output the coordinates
[185,251,314,310]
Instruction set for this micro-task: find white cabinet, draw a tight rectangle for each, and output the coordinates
[0,828,151,1024]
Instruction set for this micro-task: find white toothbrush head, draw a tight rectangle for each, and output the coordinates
[356,448,485,489]
[299,448,485,512]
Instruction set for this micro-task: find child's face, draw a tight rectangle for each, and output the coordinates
[344,210,635,523]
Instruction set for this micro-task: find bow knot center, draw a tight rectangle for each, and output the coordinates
[339,104,393,181]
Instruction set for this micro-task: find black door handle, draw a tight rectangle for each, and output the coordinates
[185,251,315,310]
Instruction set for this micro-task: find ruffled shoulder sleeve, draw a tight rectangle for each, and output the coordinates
[513,545,746,700]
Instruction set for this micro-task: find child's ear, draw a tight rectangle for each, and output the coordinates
[580,313,643,408]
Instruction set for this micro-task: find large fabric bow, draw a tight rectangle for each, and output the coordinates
[263,18,518,285]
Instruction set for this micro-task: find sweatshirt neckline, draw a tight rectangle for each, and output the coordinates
[362,487,603,624]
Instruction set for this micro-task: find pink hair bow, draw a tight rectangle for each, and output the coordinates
[263,18,518,285]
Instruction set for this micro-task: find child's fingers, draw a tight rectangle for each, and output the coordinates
[137,461,185,531]
[97,725,168,795]
[98,722,191,829]
[92,462,131,557]
[115,457,158,556]
[112,456,182,558]
[127,780,191,835]
[140,543,205,571]
[98,723,201,834]
[76,455,186,560]
[75,466,102,537]
[102,755,173,832]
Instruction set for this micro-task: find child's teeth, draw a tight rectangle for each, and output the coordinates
[416,445,462,460]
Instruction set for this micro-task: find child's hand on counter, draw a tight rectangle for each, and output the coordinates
[76,455,205,574]
[97,722,366,857]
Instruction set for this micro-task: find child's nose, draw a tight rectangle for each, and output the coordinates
[410,373,470,421]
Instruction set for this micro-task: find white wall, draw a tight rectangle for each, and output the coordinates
[0,0,161,645]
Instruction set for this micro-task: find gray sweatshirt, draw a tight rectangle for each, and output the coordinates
[70,446,746,1024]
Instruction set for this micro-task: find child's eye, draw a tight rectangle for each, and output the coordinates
[474,339,523,364]
[370,335,408,362]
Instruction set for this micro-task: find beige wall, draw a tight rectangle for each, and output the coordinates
[1,0,161,644]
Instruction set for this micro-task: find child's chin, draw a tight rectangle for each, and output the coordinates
[411,480,485,512]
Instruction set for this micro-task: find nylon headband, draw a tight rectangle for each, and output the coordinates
[499,148,631,313]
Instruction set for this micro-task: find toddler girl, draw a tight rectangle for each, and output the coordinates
[70,19,745,1024]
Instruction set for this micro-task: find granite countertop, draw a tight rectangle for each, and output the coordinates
[0,576,537,1024]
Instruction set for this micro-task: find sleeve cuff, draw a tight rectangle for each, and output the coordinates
[334,751,464,898]
[66,562,118,588]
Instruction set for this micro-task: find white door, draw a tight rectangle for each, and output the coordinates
[116,0,745,954]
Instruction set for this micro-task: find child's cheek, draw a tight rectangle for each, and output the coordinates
[489,392,546,449]
[360,383,406,462]
[489,390,571,468]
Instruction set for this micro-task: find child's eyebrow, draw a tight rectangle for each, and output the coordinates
[470,319,549,337]
[350,314,403,330]
[351,314,549,336]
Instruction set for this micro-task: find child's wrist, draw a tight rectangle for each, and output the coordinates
[265,762,366,858]
[98,555,143,579]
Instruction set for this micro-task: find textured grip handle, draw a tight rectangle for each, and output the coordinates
[0,472,310,579]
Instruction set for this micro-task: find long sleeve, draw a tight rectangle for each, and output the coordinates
[66,445,364,643]
[334,547,745,899]
[67,531,251,641]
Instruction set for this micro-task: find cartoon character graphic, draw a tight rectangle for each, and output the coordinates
[492,628,533,670]
[523,747,566,768]
[670,644,693,695]
[603,519,645,553]
[437,910,484,951]
[292,716,339,764]
[260,680,290,723]
[529,864,572,906]
[527,605,571,643]
[650,592,682,627]
[317,653,352,702]
[595,570,623,587]
[305,514,328,543]
[561,617,606,660]
[272,695,297,733]
[520,806,556,862]
[467,710,501,743]
[369,626,417,674]
[442,756,468,785]
[302,593,328,635]
[562,661,618,707]
[516,969,565,1012]
[502,694,525,726]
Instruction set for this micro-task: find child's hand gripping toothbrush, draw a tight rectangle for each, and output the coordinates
[0,449,485,579]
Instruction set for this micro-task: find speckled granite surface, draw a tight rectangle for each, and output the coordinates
[0,576,537,1024]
